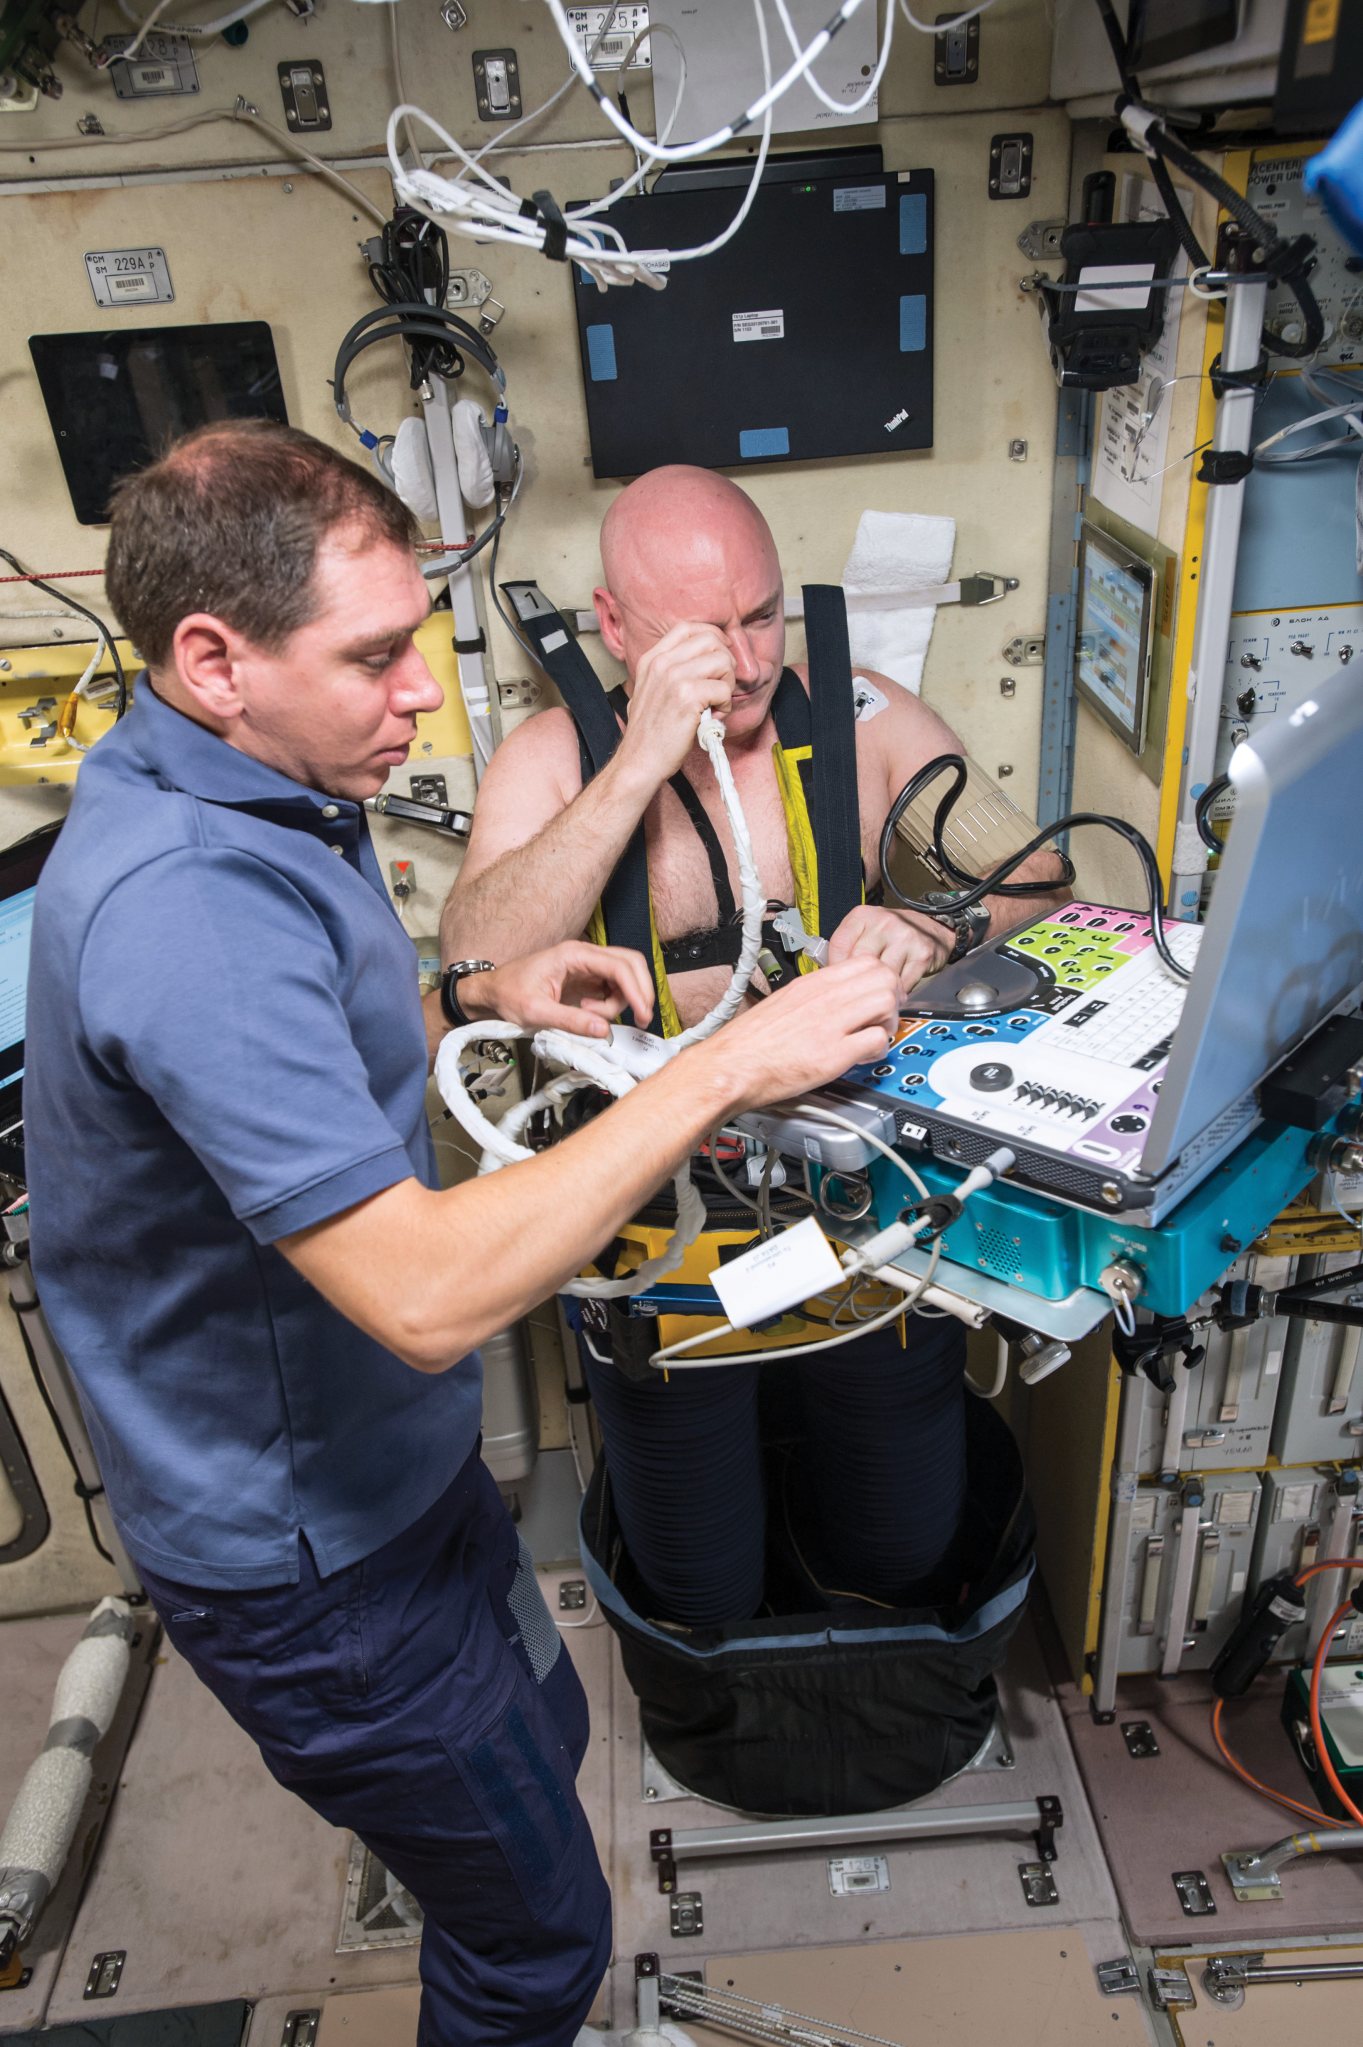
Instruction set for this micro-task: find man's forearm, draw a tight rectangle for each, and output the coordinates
[287,1041,738,1372]
[981,850,1072,942]
[441,750,657,963]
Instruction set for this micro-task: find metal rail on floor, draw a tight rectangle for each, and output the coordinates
[648,1795,1062,1892]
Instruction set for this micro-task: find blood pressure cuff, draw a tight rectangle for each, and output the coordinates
[579,1393,1034,1816]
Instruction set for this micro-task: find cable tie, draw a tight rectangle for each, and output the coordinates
[532,188,569,262]
[1208,350,1271,401]
[1262,231,1318,285]
[72,1479,105,1500]
[1197,448,1254,485]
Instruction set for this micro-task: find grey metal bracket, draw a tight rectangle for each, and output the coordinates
[1172,1868,1217,1916]
[1222,1825,1363,1901]
[1121,1720,1160,1760]
[1149,1965,1195,2010]
[650,1796,1062,1893]
[1204,1950,1363,2007]
[1095,1957,1139,1996]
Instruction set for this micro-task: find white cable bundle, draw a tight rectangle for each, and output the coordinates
[0,1597,134,1958]
[434,713,765,1299]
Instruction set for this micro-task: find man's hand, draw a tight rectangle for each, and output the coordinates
[616,622,737,785]
[693,956,899,1113]
[458,942,655,1039]
[827,904,952,1005]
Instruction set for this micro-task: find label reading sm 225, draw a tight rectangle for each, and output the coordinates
[85,247,175,308]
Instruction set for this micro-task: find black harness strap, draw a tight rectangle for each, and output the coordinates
[800,584,864,939]
[665,771,739,926]
[520,610,655,1028]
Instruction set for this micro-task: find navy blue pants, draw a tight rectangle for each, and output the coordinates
[583,1318,968,1624]
[138,1449,611,2047]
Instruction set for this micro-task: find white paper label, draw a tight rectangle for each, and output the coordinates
[604,1024,672,1080]
[709,1214,842,1329]
[827,1855,890,1895]
[833,186,886,212]
[1129,1492,1157,1529]
[732,308,785,342]
[1075,263,1155,313]
[1278,1482,1317,1521]
[539,629,569,654]
[1264,1347,1283,1378]
[1216,1490,1256,1526]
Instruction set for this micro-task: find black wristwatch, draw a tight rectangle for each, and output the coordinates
[440,959,496,1028]
[924,893,992,963]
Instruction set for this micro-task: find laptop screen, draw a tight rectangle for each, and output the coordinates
[0,823,62,1124]
[1144,662,1363,1175]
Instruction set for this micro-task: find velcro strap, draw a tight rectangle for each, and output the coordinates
[1198,448,1254,485]
[532,189,568,262]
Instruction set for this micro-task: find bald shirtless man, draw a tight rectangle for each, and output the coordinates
[444,467,1065,1626]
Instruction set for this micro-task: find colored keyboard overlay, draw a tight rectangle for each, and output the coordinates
[847,903,1203,1176]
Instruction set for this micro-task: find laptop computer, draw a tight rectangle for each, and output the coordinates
[0,820,63,1186]
[777,658,1363,1225]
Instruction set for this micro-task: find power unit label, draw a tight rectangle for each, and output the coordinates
[732,308,785,342]
[85,247,175,307]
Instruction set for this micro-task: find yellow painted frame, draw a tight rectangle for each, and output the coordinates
[0,612,471,786]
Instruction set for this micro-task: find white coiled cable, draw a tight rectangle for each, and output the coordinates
[434,713,767,1299]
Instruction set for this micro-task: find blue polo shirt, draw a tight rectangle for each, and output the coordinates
[23,683,481,1590]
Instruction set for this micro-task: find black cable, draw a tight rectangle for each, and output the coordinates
[367,208,461,384]
[1089,0,1207,268]
[878,752,1192,983]
[1195,773,1231,852]
[8,1292,115,1567]
[1138,122,1324,358]
[880,753,1076,899]
[0,549,126,718]
[1277,1261,1363,1303]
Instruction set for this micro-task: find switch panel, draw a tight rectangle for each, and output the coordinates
[1220,604,1363,779]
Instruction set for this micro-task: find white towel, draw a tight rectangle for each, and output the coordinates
[840,508,956,694]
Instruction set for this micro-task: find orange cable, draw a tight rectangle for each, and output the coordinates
[1210,1698,1347,1830]
[1309,1600,1363,1828]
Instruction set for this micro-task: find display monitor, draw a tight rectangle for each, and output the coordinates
[1074,521,1156,755]
[28,322,288,525]
[1126,0,1237,71]
[0,822,62,1138]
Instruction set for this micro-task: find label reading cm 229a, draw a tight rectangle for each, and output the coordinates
[85,248,175,307]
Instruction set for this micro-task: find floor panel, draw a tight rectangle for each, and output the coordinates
[599,1617,1144,2033]
[677,1930,1153,2047]
[1057,1667,1363,1947]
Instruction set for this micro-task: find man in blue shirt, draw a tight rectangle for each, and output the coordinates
[23,419,897,2046]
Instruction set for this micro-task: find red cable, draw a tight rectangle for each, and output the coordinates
[0,570,105,582]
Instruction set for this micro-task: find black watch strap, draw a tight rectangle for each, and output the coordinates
[440,959,495,1028]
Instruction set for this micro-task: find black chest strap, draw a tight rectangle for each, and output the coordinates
[518,608,654,1028]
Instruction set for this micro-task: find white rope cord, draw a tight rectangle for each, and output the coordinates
[434,711,767,1300]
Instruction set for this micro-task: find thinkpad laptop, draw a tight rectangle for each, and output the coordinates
[754,660,1363,1225]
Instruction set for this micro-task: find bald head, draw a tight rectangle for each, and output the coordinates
[594,467,787,735]
[600,465,778,606]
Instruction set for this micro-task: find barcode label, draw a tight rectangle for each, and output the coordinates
[732,308,785,342]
